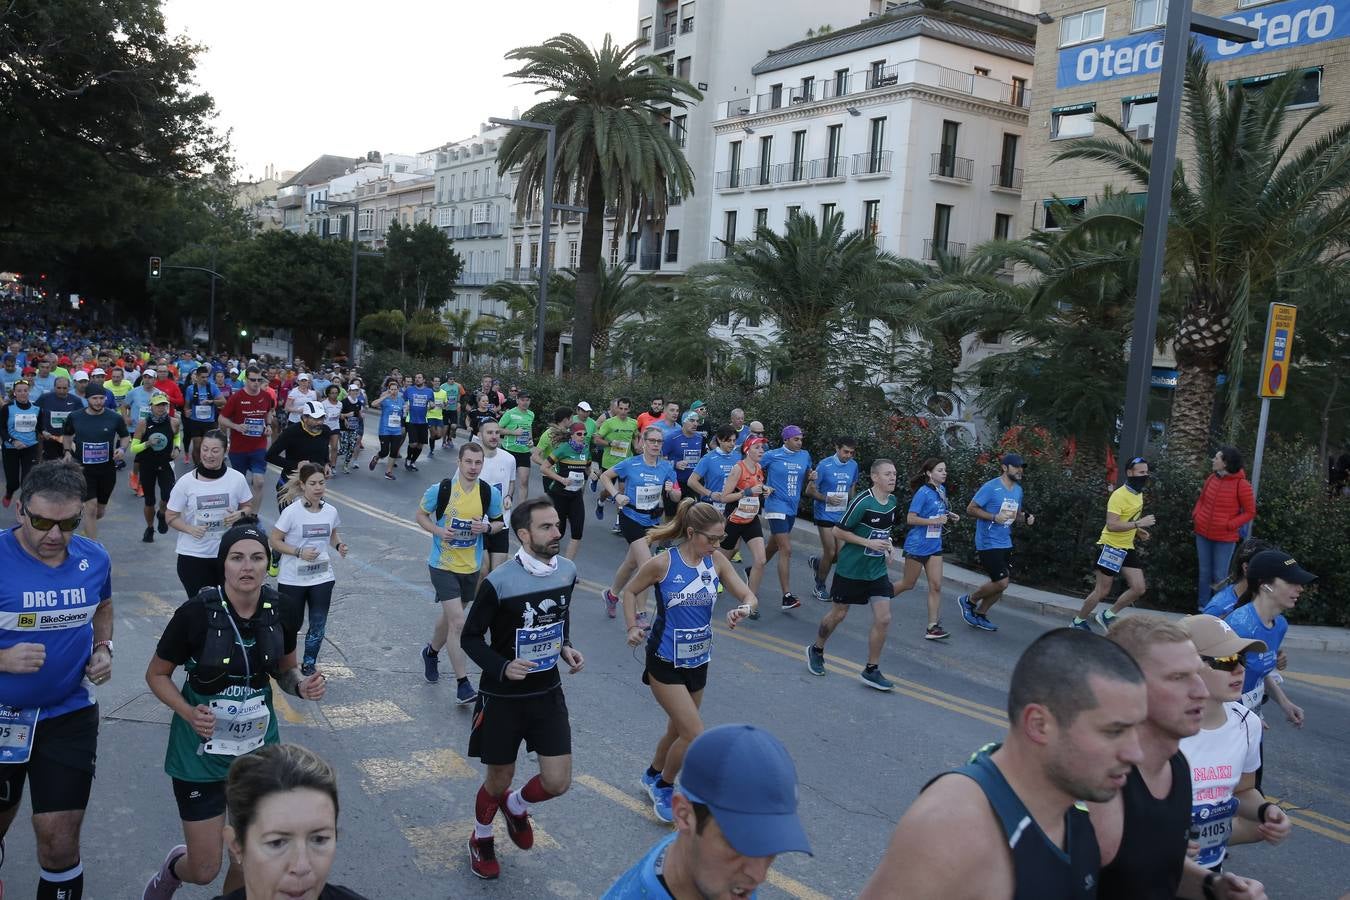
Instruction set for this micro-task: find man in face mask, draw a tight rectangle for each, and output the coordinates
[959,453,1036,633]
[1075,457,1156,632]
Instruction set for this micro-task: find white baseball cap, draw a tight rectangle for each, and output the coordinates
[576,401,593,412]
[297,372,312,382]
[72,370,89,382]
[301,400,325,419]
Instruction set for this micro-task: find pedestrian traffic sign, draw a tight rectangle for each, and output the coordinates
[1258,303,1297,399]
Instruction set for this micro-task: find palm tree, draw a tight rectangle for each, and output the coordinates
[443,308,501,367]
[1055,45,1350,465]
[610,284,733,381]
[497,33,701,371]
[482,277,570,369]
[552,260,655,358]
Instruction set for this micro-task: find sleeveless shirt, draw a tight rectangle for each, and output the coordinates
[1097,752,1191,900]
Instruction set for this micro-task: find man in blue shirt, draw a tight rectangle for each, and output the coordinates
[959,453,1035,632]
[661,412,704,518]
[804,436,859,602]
[29,358,57,401]
[688,426,741,504]
[402,372,436,472]
[602,724,811,899]
[181,365,223,467]
[760,425,813,611]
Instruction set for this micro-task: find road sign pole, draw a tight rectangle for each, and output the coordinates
[1250,397,1270,504]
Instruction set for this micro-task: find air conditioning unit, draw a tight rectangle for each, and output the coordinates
[1136,123,1154,143]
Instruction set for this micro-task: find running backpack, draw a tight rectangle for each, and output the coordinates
[435,478,494,523]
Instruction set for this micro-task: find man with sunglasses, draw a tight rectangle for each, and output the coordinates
[220,365,278,515]
[61,388,129,541]
[0,460,114,900]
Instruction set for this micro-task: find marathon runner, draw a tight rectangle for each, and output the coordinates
[61,387,128,541]
[36,378,82,462]
[661,412,705,521]
[715,435,770,618]
[338,382,364,472]
[478,422,517,575]
[465,393,497,440]
[142,524,326,899]
[427,375,448,459]
[540,421,591,561]
[0,461,113,900]
[219,365,278,515]
[532,407,573,471]
[266,400,333,509]
[892,457,958,640]
[166,430,254,598]
[367,379,406,481]
[593,398,638,534]
[635,397,664,434]
[805,436,859,603]
[402,373,435,472]
[602,724,811,899]
[620,500,756,821]
[271,463,348,675]
[182,366,224,468]
[2,378,41,507]
[860,629,1145,899]
[807,458,899,690]
[460,497,583,881]
[284,373,316,425]
[599,427,680,623]
[498,390,536,501]
[321,385,343,470]
[760,425,812,611]
[652,402,681,440]
[1201,538,1273,619]
[122,369,159,495]
[727,408,751,448]
[418,442,505,705]
[686,426,741,506]
[959,453,1035,632]
[131,394,181,543]
[442,374,465,447]
[1075,457,1154,632]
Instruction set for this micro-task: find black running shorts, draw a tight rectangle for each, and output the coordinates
[468,689,571,765]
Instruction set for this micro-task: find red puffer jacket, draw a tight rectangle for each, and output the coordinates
[1191,469,1255,542]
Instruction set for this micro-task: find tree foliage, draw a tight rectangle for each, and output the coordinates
[383,221,462,314]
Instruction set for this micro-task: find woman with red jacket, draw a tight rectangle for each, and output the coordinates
[1192,445,1256,609]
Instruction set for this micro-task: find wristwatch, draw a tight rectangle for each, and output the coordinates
[1202,872,1218,900]
[93,640,114,657]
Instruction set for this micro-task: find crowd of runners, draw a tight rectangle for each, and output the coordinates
[0,300,1324,898]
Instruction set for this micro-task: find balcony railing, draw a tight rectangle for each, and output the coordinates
[457,270,502,287]
[1007,82,1032,108]
[924,238,966,260]
[452,222,505,239]
[991,165,1024,192]
[505,266,539,281]
[638,251,663,270]
[930,152,973,182]
[715,169,742,190]
[709,241,732,260]
[654,28,676,50]
[851,150,893,176]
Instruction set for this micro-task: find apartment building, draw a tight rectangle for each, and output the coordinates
[275,155,360,233]
[327,172,436,252]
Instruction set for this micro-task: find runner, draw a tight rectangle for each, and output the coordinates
[599,427,680,624]
[36,378,82,461]
[418,442,505,705]
[182,366,224,468]
[343,380,367,466]
[0,461,113,900]
[219,365,278,515]
[686,426,741,507]
[1176,615,1291,873]
[367,379,405,481]
[593,397,638,534]
[662,412,705,521]
[760,425,812,611]
[427,375,447,459]
[460,497,583,881]
[891,457,958,640]
[532,407,573,472]
[860,629,1146,899]
[442,374,465,448]
[602,724,811,899]
[271,463,348,676]
[498,390,536,501]
[402,373,435,472]
[123,369,158,495]
[266,401,333,510]
[728,408,751,448]
[653,402,682,440]
[478,422,517,575]
[1201,538,1274,619]
[166,430,254,598]
[466,393,498,439]
[807,458,900,690]
[714,435,771,619]
[336,384,361,474]
[284,373,316,425]
[1,378,41,508]
[131,394,181,543]
[805,436,859,602]
[635,396,664,434]
[1075,457,1155,632]
[959,453,1035,632]
[61,387,128,540]
[142,524,326,899]
[540,422,592,561]
[321,385,343,471]
[620,500,756,821]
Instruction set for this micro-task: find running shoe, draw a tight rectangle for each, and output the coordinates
[594,498,606,520]
[611,519,622,534]
[369,454,378,471]
[428,447,435,459]
[589,477,598,492]
[860,666,894,691]
[142,526,154,543]
[384,471,397,481]
[603,589,620,619]
[1071,617,1093,632]
[301,662,316,677]
[957,594,980,629]
[142,843,186,900]
[780,593,802,611]
[652,784,674,823]
[806,644,826,676]
[641,770,660,802]
[925,622,950,640]
[812,582,829,603]
[456,680,477,705]
[467,835,500,880]
[974,613,999,632]
[157,510,168,534]
[1095,609,1118,632]
[808,555,819,576]
[406,461,419,472]
[499,798,534,850]
[421,645,440,684]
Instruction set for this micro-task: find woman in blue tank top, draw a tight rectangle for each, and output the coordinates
[618,499,758,825]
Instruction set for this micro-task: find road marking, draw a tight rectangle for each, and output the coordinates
[1264,796,1350,845]
[136,590,176,618]
[575,774,830,900]
[269,688,307,724]
[321,699,413,730]
[401,818,559,874]
[358,748,475,793]
[319,661,355,679]
[1283,670,1350,692]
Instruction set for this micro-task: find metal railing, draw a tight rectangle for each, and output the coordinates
[709,241,732,260]
[638,251,662,270]
[1007,82,1032,108]
[851,150,893,176]
[452,222,505,239]
[654,28,676,50]
[930,152,973,182]
[924,238,966,260]
[505,266,538,281]
[457,270,502,286]
[716,169,743,190]
[991,165,1024,191]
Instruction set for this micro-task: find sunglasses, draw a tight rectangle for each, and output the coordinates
[248,377,266,383]
[1202,653,1246,673]
[22,506,83,532]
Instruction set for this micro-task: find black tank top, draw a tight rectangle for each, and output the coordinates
[1098,752,1191,900]
[140,415,175,464]
[928,746,1100,900]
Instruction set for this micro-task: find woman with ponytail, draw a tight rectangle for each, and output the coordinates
[891,457,959,641]
[270,462,347,675]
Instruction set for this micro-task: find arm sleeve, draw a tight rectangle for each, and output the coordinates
[460,578,511,681]
[265,431,290,467]
[0,408,10,442]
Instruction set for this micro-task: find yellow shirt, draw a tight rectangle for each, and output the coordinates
[1099,485,1144,549]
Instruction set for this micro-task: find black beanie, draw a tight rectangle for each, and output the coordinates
[217,521,268,564]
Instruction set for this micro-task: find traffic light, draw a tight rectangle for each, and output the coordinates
[149,256,162,278]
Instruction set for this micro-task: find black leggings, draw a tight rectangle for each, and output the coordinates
[378,434,404,460]
[548,487,586,540]
[2,444,39,497]
[139,458,175,507]
[177,554,220,599]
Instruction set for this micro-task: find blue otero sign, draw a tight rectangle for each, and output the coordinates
[1056,0,1346,88]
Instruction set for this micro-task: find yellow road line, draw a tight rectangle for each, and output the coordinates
[269,686,306,724]
[1283,815,1350,844]
[358,748,476,794]
[1283,670,1350,692]
[1264,796,1350,842]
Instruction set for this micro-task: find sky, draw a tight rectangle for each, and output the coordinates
[162,0,637,182]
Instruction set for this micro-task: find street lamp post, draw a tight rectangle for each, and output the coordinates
[489,116,588,374]
[1116,5,1257,472]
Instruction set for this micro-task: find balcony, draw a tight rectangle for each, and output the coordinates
[457,270,502,287]
[715,169,744,191]
[1006,82,1033,109]
[506,266,539,281]
[924,238,966,261]
[991,165,1024,193]
[654,28,676,51]
[452,222,505,239]
[851,150,892,177]
[276,185,305,209]
[638,251,662,270]
[709,241,731,260]
[930,152,973,183]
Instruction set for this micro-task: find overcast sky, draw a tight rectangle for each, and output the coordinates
[162,0,636,181]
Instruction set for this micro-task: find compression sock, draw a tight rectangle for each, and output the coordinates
[646,766,661,779]
[518,774,555,807]
[475,785,500,838]
[38,861,83,899]
[408,446,422,464]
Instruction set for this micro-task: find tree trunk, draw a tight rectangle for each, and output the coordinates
[571,171,606,372]
[1168,361,1220,468]
[1319,372,1339,466]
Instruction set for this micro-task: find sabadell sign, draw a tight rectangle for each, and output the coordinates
[1056,0,1345,88]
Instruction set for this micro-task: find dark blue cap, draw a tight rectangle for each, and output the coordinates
[1001,452,1025,467]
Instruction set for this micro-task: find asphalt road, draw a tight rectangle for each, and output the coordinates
[3,437,1348,899]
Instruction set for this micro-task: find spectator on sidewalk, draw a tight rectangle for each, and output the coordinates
[1192,446,1255,609]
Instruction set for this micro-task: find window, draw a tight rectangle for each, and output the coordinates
[728,140,742,187]
[1051,103,1096,139]
[999,133,1019,187]
[869,60,886,88]
[665,229,680,263]
[770,83,783,109]
[1042,197,1087,230]
[624,234,639,263]
[723,210,737,244]
[821,202,837,224]
[799,76,815,101]
[529,242,539,267]
[758,135,773,184]
[786,206,800,221]
[974,66,990,77]
[1059,8,1105,46]
[1123,95,1158,131]
[826,124,844,176]
[568,240,579,268]
[994,213,1012,241]
[865,117,887,173]
[513,243,522,268]
[674,114,688,148]
[863,199,880,238]
[938,120,960,175]
[790,130,807,181]
[677,56,691,80]
[1010,76,1029,107]
[833,67,849,97]
[753,207,769,230]
[932,204,952,249]
[1233,68,1322,107]
[1132,0,1166,30]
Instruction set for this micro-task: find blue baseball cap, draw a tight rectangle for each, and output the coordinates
[678,724,812,857]
[1001,452,1025,467]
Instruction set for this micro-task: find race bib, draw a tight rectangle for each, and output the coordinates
[448,516,477,548]
[195,493,229,531]
[0,705,40,764]
[610,443,629,458]
[243,417,266,438]
[764,512,787,521]
[634,483,661,511]
[864,528,892,557]
[674,624,712,668]
[1192,797,1239,868]
[298,559,331,579]
[826,491,848,511]
[12,412,37,432]
[925,508,945,539]
[193,403,213,420]
[49,411,70,429]
[1241,683,1266,710]
[387,414,402,428]
[81,441,110,465]
[998,498,1019,524]
[683,448,701,465]
[566,471,585,492]
[734,495,760,518]
[515,620,564,672]
[1097,545,1128,573]
[204,694,270,756]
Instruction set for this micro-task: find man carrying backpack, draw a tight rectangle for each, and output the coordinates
[416,441,506,706]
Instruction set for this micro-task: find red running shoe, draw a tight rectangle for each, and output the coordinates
[468,834,500,879]
[499,797,534,850]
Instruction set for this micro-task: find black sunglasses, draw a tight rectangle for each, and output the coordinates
[22,505,83,532]
[1202,653,1246,673]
